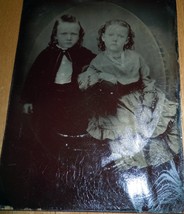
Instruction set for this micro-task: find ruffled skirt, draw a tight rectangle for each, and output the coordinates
[86,89,180,168]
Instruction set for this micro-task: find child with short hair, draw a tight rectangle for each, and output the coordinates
[78,19,179,169]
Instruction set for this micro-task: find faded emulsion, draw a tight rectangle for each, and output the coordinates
[0,0,184,212]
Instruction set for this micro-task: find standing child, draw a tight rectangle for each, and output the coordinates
[19,14,96,207]
[78,19,179,169]
[22,14,96,149]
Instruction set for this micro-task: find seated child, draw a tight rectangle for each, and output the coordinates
[78,19,179,169]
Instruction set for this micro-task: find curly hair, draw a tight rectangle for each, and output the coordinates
[49,14,85,47]
[98,19,135,51]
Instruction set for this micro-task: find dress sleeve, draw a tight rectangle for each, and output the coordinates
[78,58,100,90]
[139,55,156,92]
[139,55,158,108]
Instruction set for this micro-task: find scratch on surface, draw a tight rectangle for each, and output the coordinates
[41,165,48,175]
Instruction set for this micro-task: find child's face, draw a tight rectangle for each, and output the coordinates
[102,24,128,53]
[56,21,80,49]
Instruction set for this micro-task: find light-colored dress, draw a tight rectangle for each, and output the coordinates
[78,50,179,170]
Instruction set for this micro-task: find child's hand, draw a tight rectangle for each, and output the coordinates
[23,103,33,114]
[78,79,87,90]
[78,72,88,90]
[78,72,99,90]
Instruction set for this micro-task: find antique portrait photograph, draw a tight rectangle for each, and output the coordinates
[0,0,184,212]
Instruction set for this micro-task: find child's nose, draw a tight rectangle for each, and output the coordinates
[67,34,72,40]
[112,35,118,41]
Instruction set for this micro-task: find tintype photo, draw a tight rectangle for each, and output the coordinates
[0,0,184,212]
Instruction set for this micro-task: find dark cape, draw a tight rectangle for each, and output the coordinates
[21,44,96,136]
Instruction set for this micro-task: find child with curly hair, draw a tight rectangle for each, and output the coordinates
[78,19,179,169]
